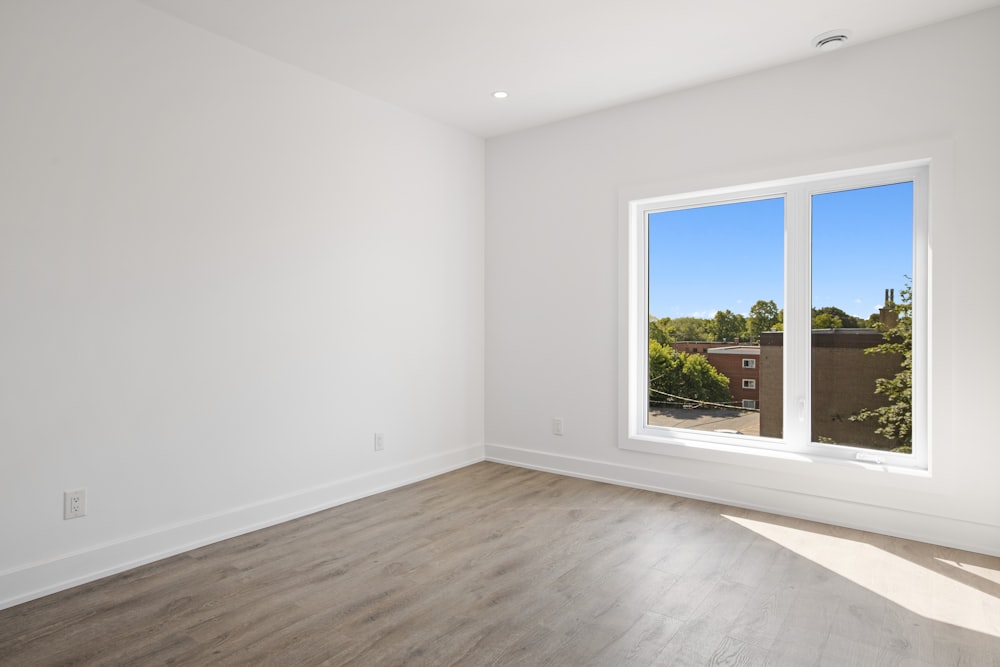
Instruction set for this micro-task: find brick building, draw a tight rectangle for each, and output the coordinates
[669,341,760,408]
[671,341,731,355]
[759,329,903,448]
[705,346,761,408]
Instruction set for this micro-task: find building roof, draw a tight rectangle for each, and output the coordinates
[706,346,761,356]
[759,328,885,348]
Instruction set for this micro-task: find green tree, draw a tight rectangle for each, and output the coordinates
[812,306,866,328]
[649,341,731,405]
[706,309,746,342]
[850,281,912,452]
[746,299,779,341]
[669,317,711,341]
[812,312,843,329]
[772,308,785,331]
[648,318,675,345]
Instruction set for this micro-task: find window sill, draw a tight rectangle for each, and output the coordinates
[620,431,931,480]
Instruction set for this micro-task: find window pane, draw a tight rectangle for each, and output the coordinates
[810,182,913,452]
[647,198,783,437]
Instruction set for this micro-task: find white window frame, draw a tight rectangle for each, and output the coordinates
[621,160,928,471]
[742,400,757,410]
[742,379,756,390]
[742,359,756,369]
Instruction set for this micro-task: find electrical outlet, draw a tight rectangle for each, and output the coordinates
[64,489,86,520]
[374,432,385,451]
[552,418,564,436]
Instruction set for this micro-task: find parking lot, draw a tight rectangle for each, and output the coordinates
[647,406,761,436]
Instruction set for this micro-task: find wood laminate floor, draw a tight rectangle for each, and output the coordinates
[1,462,998,666]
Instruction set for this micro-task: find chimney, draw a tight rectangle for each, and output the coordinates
[878,288,898,329]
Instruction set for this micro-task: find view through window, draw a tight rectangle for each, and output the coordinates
[810,183,913,452]
[648,197,783,438]
[640,167,923,462]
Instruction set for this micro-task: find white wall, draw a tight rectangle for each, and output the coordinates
[486,9,1000,555]
[0,0,484,608]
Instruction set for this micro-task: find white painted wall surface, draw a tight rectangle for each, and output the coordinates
[0,1,484,608]
[486,9,1000,555]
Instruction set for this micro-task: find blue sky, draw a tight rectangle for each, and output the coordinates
[648,182,913,320]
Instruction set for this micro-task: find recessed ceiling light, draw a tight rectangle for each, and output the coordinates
[813,30,851,52]
[492,90,509,100]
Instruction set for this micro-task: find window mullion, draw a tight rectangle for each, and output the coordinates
[783,188,811,447]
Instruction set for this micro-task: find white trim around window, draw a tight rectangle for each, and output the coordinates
[620,159,929,472]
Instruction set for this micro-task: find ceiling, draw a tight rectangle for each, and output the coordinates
[138,0,1000,138]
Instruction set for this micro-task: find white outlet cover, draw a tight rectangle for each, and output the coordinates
[64,489,86,519]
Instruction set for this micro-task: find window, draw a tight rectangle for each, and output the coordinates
[624,161,927,469]
[742,400,757,410]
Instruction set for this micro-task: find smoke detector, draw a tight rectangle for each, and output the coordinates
[813,30,851,52]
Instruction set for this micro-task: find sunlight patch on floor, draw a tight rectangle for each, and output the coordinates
[936,557,1000,587]
[723,514,1000,638]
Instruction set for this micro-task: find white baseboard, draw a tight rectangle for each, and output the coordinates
[0,444,485,611]
[485,442,1000,558]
